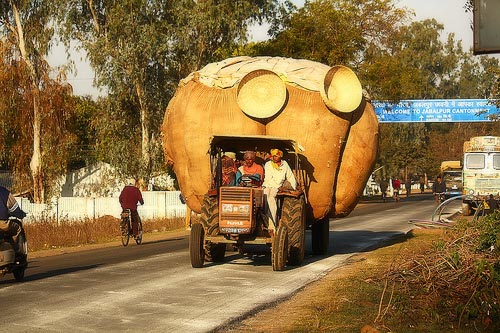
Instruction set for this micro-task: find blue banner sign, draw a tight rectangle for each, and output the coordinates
[373,99,499,123]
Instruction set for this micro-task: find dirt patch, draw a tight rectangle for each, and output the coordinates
[218,226,488,333]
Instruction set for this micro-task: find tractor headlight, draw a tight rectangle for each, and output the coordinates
[222,204,234,213]
[222,204,250,214]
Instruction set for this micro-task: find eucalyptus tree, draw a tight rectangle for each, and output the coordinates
[55,0,285,183]
[0,0,72,202]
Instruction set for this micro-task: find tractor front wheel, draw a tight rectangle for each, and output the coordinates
[272,224,288,271]
[280,196,306,266]
[190,223,205,268]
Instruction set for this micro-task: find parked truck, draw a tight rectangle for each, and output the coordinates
[162,56,379,270]
[462,136,500,215]
[440,160,463,198]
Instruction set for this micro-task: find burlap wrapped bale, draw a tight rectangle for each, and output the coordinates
[334,100,379,216]
[237,69,287,119]
[162,81,265,212]
[162,56,378,220]
[266,85,351,220]
[320,65,363,113]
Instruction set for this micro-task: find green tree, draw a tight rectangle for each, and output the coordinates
[362,19,463,100]
[0,1,75,202]
[378,123,431,179]
[256,0,409,67]
[255,1,500,179]
[0,39,76,197]
[55,0,284,184]
[68,96,101,170]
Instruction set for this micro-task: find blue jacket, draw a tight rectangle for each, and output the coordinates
[0,186,26,220]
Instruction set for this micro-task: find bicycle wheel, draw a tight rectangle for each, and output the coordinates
[121,218,130,247]
[135,221,143,245]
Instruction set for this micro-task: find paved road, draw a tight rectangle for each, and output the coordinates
[0,194,460,332]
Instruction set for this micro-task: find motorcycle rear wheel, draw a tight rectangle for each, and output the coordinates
[13,267,25,281]
[13,233,28,281]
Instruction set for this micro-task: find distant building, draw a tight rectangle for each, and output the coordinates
[56,162,124,197]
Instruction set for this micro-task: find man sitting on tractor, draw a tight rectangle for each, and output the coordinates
[262,148,297,233]
[236,151,264,187]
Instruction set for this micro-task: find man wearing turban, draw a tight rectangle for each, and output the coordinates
[262,148,297,233]
[236,151,264,187]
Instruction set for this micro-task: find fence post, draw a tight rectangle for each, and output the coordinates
[165,191,167,217]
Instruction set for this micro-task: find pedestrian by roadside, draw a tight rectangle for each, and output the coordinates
[379,178,389,202]
[405,178,412,197]
[419,176,425,194]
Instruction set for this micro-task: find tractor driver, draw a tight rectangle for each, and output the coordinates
[236,151,264,187]
[262,148,297,233]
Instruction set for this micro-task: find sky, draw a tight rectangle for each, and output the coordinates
[48,0,474,97]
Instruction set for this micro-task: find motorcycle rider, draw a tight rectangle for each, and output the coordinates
[0,186,27,253]
[119,178,144,239]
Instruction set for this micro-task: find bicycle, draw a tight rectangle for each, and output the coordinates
[120,209,143,246]
[393,188,400,202]
[434,192,446,205]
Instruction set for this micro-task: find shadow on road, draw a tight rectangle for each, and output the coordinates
[204,228,412,271]
[1,264,100,284]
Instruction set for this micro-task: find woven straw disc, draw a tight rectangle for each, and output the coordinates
[237,69,287,119]
[320,65,362,113]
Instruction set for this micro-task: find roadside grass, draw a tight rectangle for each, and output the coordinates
[230,214,500,333]
[24,215,186,252]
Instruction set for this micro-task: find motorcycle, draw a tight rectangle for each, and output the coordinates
[0,218,28,281]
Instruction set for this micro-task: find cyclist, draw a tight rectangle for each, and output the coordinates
[432,175,447,204]
[119,178,144,239]
[392,177,401,202]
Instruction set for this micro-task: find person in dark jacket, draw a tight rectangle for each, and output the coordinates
[0,186,27,252]
[119,178,144,239]
[432,175,447,204]
[405,178,412,197]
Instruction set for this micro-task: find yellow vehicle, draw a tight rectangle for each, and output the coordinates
[440,160,463,198]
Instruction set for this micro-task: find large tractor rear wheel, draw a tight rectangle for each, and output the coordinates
[280,196,306,266]
[200,195,226,262]
[312,217,330,255]
[190,223,205,268]
[272,224,288,271]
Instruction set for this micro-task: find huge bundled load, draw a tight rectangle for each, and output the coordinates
[162,56,378,220]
